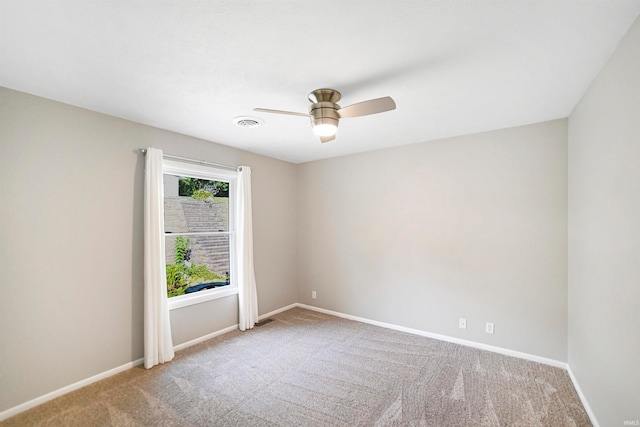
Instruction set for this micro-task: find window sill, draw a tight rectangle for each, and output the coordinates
[168,287,239,311]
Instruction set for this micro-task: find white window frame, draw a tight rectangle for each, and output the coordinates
[163,159,238,311]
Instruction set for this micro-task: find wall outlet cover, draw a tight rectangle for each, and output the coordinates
[486,322,494,334]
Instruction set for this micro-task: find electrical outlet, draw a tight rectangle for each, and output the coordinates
[311,291,316,299]
[486,322,494,334]
[459,318,467,329]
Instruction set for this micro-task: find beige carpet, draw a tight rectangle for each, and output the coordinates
[2,307,591,426]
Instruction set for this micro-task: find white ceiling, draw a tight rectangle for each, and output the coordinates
[2,1,640,163]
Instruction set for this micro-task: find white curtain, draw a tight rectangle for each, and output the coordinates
[143,147,174,369]
[237,166,259,331]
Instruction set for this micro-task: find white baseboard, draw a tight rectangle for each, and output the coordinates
[295,303,603,424]
[0,357,144,422]
[1,302,597,425]
[0,303,299,421]
[567,366,600,427]
[171,304,298,352]
[259,303,298,321]
[296,303,568,369]
[173,303,297,352]
[172,324,239,352]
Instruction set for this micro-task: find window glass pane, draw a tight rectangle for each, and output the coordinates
[164,175,229,233]
[165,235,231,298]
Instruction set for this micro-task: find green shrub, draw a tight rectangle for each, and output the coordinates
[178,177,228,198]
[186,264,220,281]
[192,189,214,200]
[166,263,225,297]
[166,235,225,298]
[174,236,190,264]
[166,263,189,297]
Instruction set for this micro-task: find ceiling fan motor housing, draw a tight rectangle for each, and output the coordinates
[308,88,341,103]
[307,88,340,135]
[309,101,340,133]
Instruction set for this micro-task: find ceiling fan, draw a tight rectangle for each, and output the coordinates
[254,88,396,143]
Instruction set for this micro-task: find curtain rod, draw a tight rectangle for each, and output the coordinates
[140,148,240,171]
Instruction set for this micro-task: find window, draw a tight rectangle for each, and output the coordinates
[163,159,238,310]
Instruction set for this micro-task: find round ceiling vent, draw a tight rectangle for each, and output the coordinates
[233,116,264,128]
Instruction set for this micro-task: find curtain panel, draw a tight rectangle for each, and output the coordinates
[143,147,174,369]
[237,166,259,331]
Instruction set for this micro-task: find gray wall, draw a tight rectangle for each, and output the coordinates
[568,16,640,427]
[0,88,298,412]
[297,120,568,361]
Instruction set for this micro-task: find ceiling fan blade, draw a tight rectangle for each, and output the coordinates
[337,96,396,119]
[320,134,335,143]
[253,108,309,117]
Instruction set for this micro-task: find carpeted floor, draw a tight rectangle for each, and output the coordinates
[2,307,591,426]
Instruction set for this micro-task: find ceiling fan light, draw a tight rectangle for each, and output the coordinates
[313,123,338,137]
